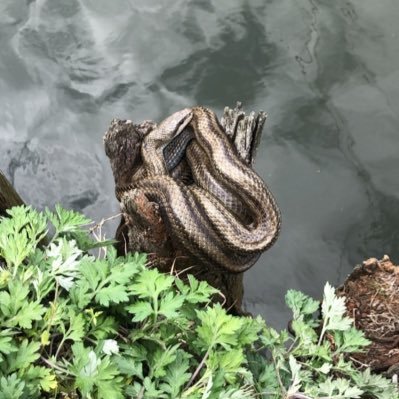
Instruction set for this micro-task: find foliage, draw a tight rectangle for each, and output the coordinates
[251,283,398,399]
[0,206,397,398]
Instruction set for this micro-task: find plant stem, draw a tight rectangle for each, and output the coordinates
[41,356,73,376]
[271,350,287,398]
[54,336,66,360]
[317,322,327,346]
[185,348,210,390]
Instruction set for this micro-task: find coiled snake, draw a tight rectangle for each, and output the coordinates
[116,106,281,273]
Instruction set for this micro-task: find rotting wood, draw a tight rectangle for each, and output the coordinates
[104,103,268,314]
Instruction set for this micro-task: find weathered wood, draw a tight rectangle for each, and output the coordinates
[104,103,267,314]
[0,169,25,216]
[221,101,267,165]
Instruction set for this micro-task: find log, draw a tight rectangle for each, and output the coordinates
[0,170,25,216]
[104,103,268,314]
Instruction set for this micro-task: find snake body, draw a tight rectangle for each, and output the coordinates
[116,106,281,272]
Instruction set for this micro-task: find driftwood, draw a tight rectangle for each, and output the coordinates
[104,103,267,314]
[0,170,25,216]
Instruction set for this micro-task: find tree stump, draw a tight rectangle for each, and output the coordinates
[337,255,399,375]
[104,103,267,314]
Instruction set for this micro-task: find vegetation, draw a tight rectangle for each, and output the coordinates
[0,206,397,398]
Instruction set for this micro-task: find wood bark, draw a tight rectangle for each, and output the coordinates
[104,103,267,314]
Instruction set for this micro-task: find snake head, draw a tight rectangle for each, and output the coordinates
[142,108,194,175]
[156,108,193,141]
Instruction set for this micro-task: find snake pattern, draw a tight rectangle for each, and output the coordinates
[116,106,281,273]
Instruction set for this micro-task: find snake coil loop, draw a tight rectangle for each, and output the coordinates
[116,106,281,272]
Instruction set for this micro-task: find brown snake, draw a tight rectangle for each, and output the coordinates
[116,106,281,272]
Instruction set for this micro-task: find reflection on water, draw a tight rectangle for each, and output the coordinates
[1,0,399,327]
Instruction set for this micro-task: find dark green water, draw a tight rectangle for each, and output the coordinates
[1,0,399,327]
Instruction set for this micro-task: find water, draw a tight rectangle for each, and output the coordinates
[1,0,399,328]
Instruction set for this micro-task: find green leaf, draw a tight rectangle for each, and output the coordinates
[353,368,398,398]
[123,250,147,271]
[196,304,244,350]
[312,341,333,362]
[0,280,46,329]
[74,254,138,307]
[150,344,180,378]
[0,374,25,399]
[127,301,153,322]
[39,369,57,392]
[86,315,117,340]
[316,362,332,374]
[71,345,124,398]
[5,340,40,373]
[176,274,218,304]
[255,362,280,393]
[318,377,364,398]
[321,282,352,331]
[23,365,57,394]
[235,315,262,346]
[208,348,245,384]
[63,309,86,342]
[67,229,116,252]
[130,269,174,299]
[10,301,46,329]
[42,297,69,331]
[95,285,129,307]
[286,289,319,319]
[77,258,106,290]
[74,350,97,394]
[260,324,289,348]
[159,351,191,397]
[291,318,318,348]
[334,355,358,374]
[0,330,17,359]
[333,328,371,354]
[142,376,164,398]
[158,291,184,319]
[47,204,92,235]
[0,280,28,317]
[113,356,143,379]
[0,206,47,270]
[110,261,131,286]
[287,355,301,395]
[218,387,255,399]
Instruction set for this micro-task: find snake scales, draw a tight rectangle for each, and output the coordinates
[116,106,281,273]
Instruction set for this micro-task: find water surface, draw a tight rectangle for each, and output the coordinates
[1,0,399,327]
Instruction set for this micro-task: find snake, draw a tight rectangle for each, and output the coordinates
[116,106,281,273]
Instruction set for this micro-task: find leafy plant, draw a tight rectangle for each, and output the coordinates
[250,283,398,399]
[0,205,396,398]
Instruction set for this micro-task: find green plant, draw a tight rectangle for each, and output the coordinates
[250,284,398,399]
[0,205,397,398]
